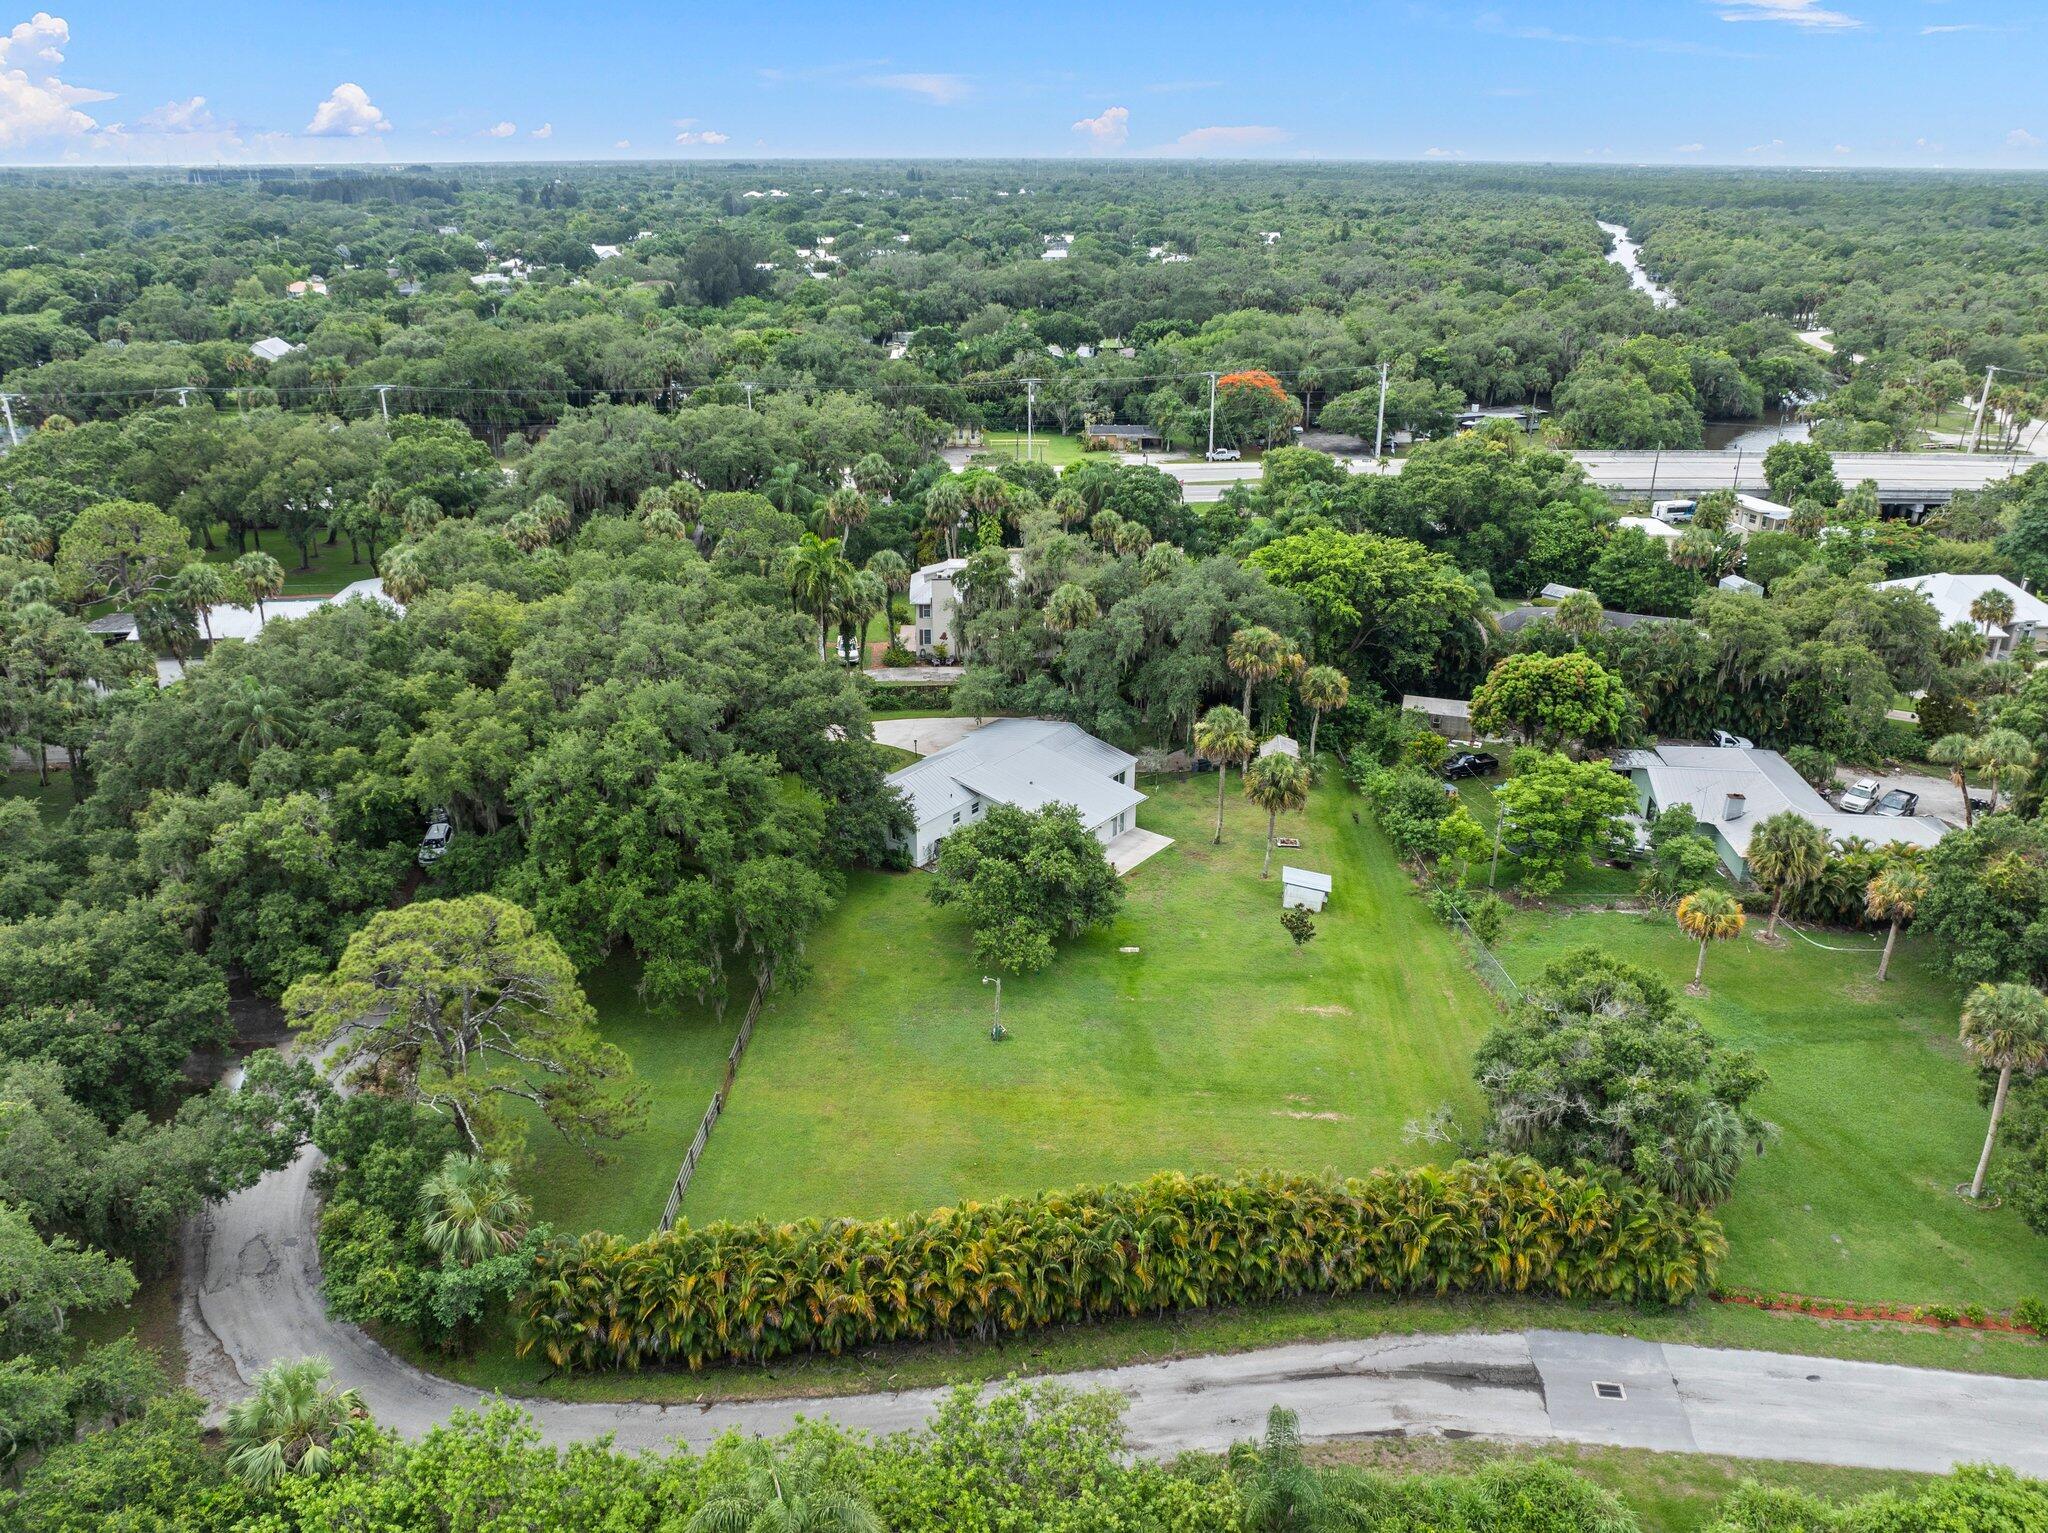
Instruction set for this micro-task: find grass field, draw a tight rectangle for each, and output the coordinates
[0,770,81,822]
[524,772,1495,1234]
[980,430,1087,468]
[1453,776,1649,903]
[200,523,377,597]
[1496,911,2048,1307]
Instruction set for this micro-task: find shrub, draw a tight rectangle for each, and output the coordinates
[2013,1296,2048,1333]
[518,1158,1725,1371]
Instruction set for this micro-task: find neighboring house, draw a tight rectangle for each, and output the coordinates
[590,244,622,260]
[249,336,300,364]
[98,578,405,685]
[1732,493,1795,536]
[284,277,328,299]
[1616,514,1683,548]
[1874,572,2048,662]
[1401,694,1473,740]
[901,557,968,660]
[1619,744,1947,880]
[1083,423,1163,450]
[1281,866,1331,912]
[1538,582,1587,601]
[1495,604,1672,637]
[1258,735,1301,760]
[1719,573,1764,596]
[886,718,1144,866]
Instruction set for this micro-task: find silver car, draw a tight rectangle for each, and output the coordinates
[1837,779,1881,814]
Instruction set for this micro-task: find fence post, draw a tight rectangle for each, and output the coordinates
[656,969,772,1234]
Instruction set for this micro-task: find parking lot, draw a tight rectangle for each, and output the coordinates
[1832,767,1971,828]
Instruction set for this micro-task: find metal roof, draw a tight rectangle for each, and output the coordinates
[1627,745,1948,859]
[1281,866,1332,893]
[886,718,1141,830]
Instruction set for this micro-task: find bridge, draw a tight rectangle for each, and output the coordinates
[1158,450,2035,508]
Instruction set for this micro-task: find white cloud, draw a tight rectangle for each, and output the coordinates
[2009,128,2043,149]
[0,12,114,147]
[1834,142,1851,155]
[614,138,631,149]
[1071,105,1129,147]
[1713,0,1860,27]
[860,72,969,105]
[1673,141,1706,153]
[1421,145,1465,159]
[125,95,215,133]
[1172,124,1289,152]
[1745,137,1786,154]
[675,127,729,145]
[1922,23,2000,34]
[305,82,390,137]
[482,120,515,138]
[530,122,552,139]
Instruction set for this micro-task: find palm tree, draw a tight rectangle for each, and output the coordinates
[168,562,233,645]
[1244,751,1311,878]
[1043,581,1098,636]
[764,461,810,519]
[865,548,910,598]
[1931,732,1981,827]
[851,452,895,500]
[503,508,550,553]
[1297,665,1349,766]
[224,1358,365,1489]
[233,551,286,623]
[821,486,870,537]
[1745,811,1830,941]
[1234,1406,1328,1533]
[531,492,572,541]
[840,569,887,661]
[1195,705,1255,846]
[1047,485,1087,527]
[1970,587,2017,640]
[401,495,443,539]
[379,544,428,604]
[1676,887,1745,991]
[685,1441,881,1533]
[1957,982,2048,1199]
[419,1152,530,1267]
[786,533,855,660]
[219,676,305,763]
[922,478,968,559]
[1973,726,2036,812]
[1227,626,1290,720]
[1865,861,1928,983]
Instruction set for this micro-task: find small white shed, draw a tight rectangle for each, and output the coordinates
[1258,735,1300,760]
[1281,866,1331,913]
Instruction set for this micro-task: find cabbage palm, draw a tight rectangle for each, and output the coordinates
[1970,587,2016,639]
[1043,581,1097,636]
[168,562,233,645]
[1745,811,1829,940]
[1930,732,1980,827]
[1243,751,1311,878]
[1195,705,1254,846]
[1973,726,2036,812]
[786,533,855,660]
[1865,861,1927,983]
[420,1152,530,1267]
[224,1358,364,1489]
[1958,982,2048,1199]
[233,550,286,623]
[687,1442,882,1533]
[922,478,968,559]
[1226,625,1292,719]
[1297,665,1349,766]
[379,544,427,604]
[1676,887,1744,989]
[821,486,869,537]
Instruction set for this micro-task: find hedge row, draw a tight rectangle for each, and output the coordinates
[517,1157,1726,1371]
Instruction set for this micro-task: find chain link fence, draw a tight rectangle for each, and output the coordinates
[1445,902,1521,1006]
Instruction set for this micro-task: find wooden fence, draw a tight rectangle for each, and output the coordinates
[657,972,769,1234]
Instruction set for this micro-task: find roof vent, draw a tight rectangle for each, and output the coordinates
[1723,792,1747,822]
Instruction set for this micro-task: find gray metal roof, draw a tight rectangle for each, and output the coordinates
[887,718,1141,829]
[1628,745,1948,859]
[1281,866,1332,893]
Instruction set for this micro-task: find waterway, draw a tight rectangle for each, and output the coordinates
[1597,219,1678,310]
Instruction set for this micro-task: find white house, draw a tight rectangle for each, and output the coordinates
[1281,866,1331,912]
[902,557,967,660]
[590,244,622,261]
[886,719,1144,867]
[98,578,405,686]
[249,336,300,364]
[1620,744,1947,880]
[1732,493,1795,536]
[1874,572,2048,662]
[1616,515,1683,548]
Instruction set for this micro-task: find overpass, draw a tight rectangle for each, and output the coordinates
[1159,450,2033,509]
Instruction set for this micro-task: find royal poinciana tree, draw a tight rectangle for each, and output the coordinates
[283,895,646,1159]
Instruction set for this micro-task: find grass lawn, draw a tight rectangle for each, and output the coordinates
[1312,1437,1928,1533]
[981,430,1086,468]
[0,770,81,822]
[1453,776,1653,904]
[200,524,377,597]
[1495,911,2048,1308]
[526,772,1494,1233]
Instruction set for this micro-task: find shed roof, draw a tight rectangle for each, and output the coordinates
[886,718,1141,830]
[1281,866,1332,893]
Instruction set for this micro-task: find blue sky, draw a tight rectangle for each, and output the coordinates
[3,1,2042,166]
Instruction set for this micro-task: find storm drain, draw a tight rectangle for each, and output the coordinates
[1592,1381,1627,1401]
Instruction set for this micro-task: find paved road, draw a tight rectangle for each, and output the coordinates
[184,1130,2048,1472]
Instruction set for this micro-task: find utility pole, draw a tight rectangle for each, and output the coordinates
[1206,371,1219,459]
[742,381,756,411]
[1373,361,1389,460]
[981,974,1005,1041]
[1024,377,1039,463]
[374,383,393,423]
[1646,445,1661,506]
[1488,808,1508,889]
[0,393,18,449]
[174,386,192,409]
[1732,447,1743,491]
[1968,365,1998,453]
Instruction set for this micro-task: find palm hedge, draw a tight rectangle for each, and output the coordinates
[518,1157,1724,1371]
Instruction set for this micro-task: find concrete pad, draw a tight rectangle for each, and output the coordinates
[1105,826,1173,875]
[1528,1329,1699,1454]
[871,716,992,756]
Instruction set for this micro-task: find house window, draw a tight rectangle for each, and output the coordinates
[919,629,932,646]
[916,603,932,619]
[952,811,962,825]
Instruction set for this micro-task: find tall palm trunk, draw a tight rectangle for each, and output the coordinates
[1878,918,1900,982]
[1307,711,1321,766]
[1694,938,1709,985]
[1970,1064,2012,1199]
[1241,678,1253,717]
[1213,765,1228,844]
[1262,810,1277,877]
[1765,889,1785,940]
[1954,769,1974,827]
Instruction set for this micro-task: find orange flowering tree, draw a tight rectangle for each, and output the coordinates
[1213,369,1301,449]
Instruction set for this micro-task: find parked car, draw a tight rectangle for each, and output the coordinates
[1969,794,1995,816]
[1712,729,1755,750]
[1871,788,1921,818]
[1205,447,1241,461]
[1441,751,1499,780]
[417,820,453,866]
[1837,778,1882,814]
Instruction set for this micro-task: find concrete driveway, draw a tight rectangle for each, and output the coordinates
[871,716,992,756]
[1833,767,1971,828]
